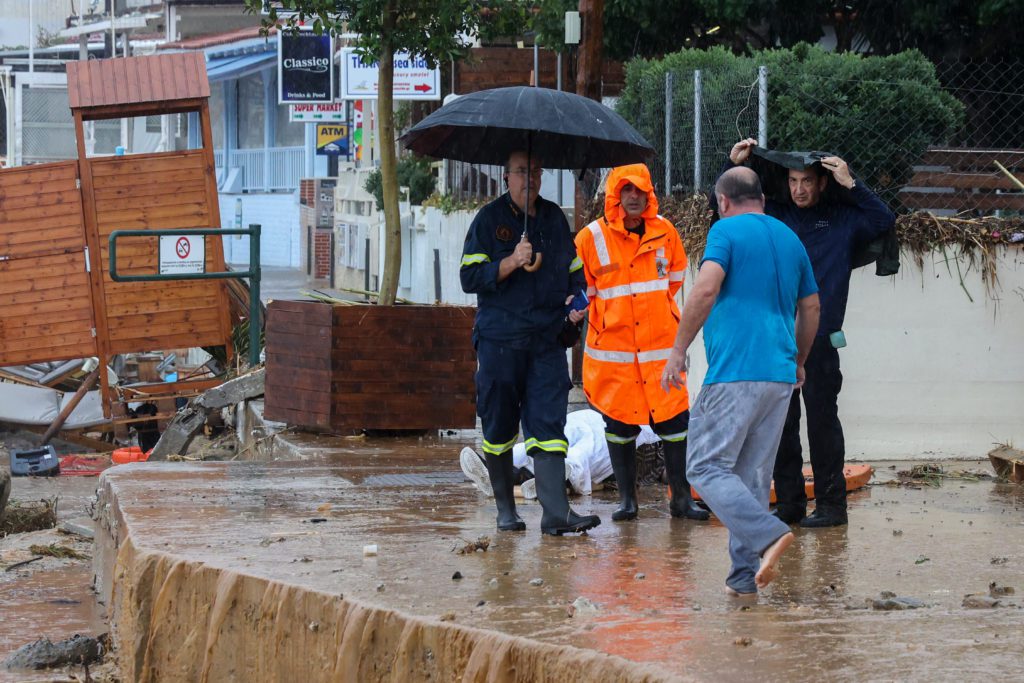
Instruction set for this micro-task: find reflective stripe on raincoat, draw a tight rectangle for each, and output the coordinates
[574,164,689,424]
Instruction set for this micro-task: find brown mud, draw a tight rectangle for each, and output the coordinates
[86,439,1024,682]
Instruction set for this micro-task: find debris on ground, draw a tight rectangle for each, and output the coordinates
[27,543,89,560]
[883,463,993,488]
[962,594,1001,609]
[149,368,264,461]
[453,536,490,554]
[571,597,599,616]
[58,518,95,540]
[529,578,544,587]
[989,582,1015,597]
[871,592,926,610]
[0,498,57,536]
[988,445,1024,483]
[3,633,106,670]
[733,637,753,647]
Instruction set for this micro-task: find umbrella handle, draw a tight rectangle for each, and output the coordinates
[522,252,543,272]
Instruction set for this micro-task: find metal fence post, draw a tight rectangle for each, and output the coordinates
[693,69,702,191]
[248,223,261,366]
[664,71,673,193]
[758,65,768,147]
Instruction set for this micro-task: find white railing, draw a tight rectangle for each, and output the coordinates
[215,146,305,192]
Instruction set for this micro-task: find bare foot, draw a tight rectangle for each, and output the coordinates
[724,585,757,599]
[755,531,795,590]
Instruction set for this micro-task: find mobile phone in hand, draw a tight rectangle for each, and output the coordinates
[567,289,590,313]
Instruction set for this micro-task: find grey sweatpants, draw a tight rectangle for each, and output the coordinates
[686,381,794,593]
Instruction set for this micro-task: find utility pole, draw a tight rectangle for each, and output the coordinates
[575,0,603,101]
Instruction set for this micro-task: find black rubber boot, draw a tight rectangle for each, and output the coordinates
[663,440,710,521]
[772,505,806,525]
[799,507,848,528]
[607,440,639,521]
[533,452,601,536]
[484,453,526,531]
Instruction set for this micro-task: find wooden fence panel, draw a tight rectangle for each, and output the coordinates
[87,150,232,355]
[0,161,98,365]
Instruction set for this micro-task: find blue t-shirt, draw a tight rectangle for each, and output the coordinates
[700,213,818,384]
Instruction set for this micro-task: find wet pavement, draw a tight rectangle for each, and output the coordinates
[95,438,1024,681]
[0,564,104,683]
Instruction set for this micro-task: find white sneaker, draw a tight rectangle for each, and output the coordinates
[520,477,537,500]
[459,447,492,497]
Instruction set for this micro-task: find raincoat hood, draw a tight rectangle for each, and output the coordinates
[603,163,659,229]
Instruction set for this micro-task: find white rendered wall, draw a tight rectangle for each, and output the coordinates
[683,247,1024,460]
[219,192,301,268]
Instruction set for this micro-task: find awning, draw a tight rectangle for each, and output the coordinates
[206,51,276,82]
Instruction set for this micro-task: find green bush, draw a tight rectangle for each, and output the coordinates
[365,156,438,210]
[617,44,965,206]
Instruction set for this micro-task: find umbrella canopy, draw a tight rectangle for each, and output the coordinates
[400,86,654,169]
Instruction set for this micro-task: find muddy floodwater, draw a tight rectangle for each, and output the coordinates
[0,564,104,683]
[90,434,1024,681]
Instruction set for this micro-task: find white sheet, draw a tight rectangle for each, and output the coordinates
[512,408,660,495]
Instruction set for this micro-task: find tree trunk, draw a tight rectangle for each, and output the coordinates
[376,5,401,305]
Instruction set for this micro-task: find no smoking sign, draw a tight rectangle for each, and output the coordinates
[160,235,205,274]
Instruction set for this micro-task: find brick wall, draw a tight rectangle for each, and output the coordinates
[313,230,332,279]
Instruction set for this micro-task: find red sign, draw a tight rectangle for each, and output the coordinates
[175,237,191,259]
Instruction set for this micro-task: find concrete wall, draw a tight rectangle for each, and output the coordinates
[398,206,475,306]
[219,192,301,268]
[683,247,1024,460]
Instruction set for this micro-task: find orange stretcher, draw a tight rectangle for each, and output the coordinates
[687,463,874,503]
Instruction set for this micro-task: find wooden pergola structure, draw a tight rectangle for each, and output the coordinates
[0,52,234,420]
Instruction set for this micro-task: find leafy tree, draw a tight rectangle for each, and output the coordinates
[532,1,1024,61]
[246,0,528,305]
[365,156,437,211]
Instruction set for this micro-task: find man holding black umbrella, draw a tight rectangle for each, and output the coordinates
[726,138,895,528]
[460,150,601,536]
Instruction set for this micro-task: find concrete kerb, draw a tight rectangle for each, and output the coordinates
[92,467,683,683]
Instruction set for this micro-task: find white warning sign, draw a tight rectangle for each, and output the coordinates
[159,235,205,274]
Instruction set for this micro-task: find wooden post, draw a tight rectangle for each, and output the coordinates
[575,0,604,102]
[40,368,101,445]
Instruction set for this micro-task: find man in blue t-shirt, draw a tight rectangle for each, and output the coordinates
[661,166,820,596]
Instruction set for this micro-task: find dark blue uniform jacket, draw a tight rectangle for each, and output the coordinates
[764,183,894,334]
[460,194,585,349]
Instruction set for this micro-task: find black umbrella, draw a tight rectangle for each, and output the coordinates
[400,86,654,169]
[400,86,653,270]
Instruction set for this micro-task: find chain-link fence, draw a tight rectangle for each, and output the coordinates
[21,86,77,164]
[621,56,1024,217]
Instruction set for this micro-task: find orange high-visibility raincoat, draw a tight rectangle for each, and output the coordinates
[574,164,689,425]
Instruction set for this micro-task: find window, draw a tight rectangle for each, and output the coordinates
[145,116,161,133]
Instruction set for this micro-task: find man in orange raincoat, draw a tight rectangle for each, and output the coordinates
[575,164,709,522]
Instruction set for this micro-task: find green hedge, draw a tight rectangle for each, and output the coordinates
[617,44,964,205]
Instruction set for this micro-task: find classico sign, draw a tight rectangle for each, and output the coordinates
[278,29,334,104]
